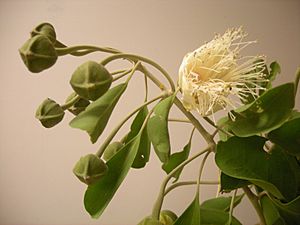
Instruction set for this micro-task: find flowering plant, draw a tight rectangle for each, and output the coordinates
[19,23,300,225]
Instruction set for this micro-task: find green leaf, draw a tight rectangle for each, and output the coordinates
[270,195,300,225]
[256,61,281,96]
[266,61,281,90]
[217,116,231,142]
[147,95,175,163]
[289,110,300,120]
[274,144,300,194]
[201,195,244,212]
[260,195,286,225]
[226,83,295,137]
[124,106,151,168]
[70,83,127,143]
[220,172,250,192]
[174,195,200,225]
[84,130,143,218]
[200,208,242,225]
[162,140,191,182]
[272,193,300,215]
[268,118,300,156]
[174,195,242,225]
[133,127,150,168]
[215,136,299,201]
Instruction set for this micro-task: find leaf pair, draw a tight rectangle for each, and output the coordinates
[148,94,191,181]
[84,106,150,218]
[147,94,175,163]
[74,86,151,218]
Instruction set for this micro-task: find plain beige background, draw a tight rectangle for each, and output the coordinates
[0,0,299,225]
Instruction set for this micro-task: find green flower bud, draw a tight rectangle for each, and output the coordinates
[138,210,177,225]
[73,154,108,185]
[70,61,112,101]
[19,35,58,73]
[35,98,65,128]
[103,141,124,161]
[159,210,178,225]
[138,217,163,225]
[31,22,56,44]
[65,93,90,115]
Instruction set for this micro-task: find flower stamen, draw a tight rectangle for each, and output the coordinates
[178,27,267,118]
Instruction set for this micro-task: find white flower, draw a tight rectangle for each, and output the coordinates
[178,27,267,119]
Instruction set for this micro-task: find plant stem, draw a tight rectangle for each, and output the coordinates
[257,191,268,199]
[151,146,212,220]
[294,67,300,93]
[215,169,221,197]
[196,151,211,198]
[56,43,175,93]
[111,68,129,75]
[243,186,266,225]
[100,53,176,91]
[164,180,219,196]
[204,117,233,138]
[140,65,215,146]
[227,189,238,225]
[168,118,192,123]
[144,73,148,102]
[138,61,215,147]
[61,94,81,110]
[203,117,216,127]
[139,65,168,91]
[196,151,211,192]
[125,62,140,84]
[174,97,215,146]
[55,45,120,56]
[96,93,165,157]
[112,69,133,82]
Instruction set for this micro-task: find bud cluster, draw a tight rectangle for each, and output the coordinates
[20,23,114,129]
[19,23,58,73]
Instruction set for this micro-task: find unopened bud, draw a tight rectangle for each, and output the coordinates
[35,98,65,128]
[73,154,108,185]
[19,35,57,73]
[65,93,90,115]
[70,61,112,101]
[159,210,178,225]
[103,142,124,161]
[137,217,163,225]
[31,22,57,44]
[138,210,177,225]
